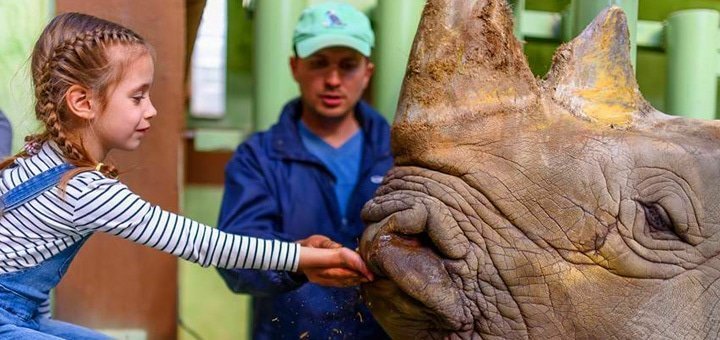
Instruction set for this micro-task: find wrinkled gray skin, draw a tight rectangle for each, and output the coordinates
[359,0,720,339]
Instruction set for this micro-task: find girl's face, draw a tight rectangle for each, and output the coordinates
[90,49,156,159]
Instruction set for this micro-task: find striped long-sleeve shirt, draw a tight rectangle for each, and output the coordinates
[0,142,301,275]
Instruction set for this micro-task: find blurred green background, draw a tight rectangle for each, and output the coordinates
[3,0,720,339]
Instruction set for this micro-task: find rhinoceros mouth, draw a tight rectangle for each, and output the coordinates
[361,215,473,334]
[361,278,456,339]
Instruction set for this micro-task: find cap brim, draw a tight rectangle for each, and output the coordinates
[296,34,371,58]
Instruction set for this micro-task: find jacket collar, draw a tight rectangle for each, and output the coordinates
[268,98,390,163]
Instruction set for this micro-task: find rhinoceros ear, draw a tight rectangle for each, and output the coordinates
[394,0,540,126]
[543,6,652,128]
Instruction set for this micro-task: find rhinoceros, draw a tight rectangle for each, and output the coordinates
[359,0,720,338]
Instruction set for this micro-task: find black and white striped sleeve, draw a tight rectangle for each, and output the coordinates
[38,298,51,318]
[71,176,300,271]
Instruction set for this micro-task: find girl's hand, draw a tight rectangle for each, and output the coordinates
[297,246,375,287]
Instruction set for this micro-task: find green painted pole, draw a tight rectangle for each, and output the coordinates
[252,0,305,131]
[665,10,719,119]
[508,0,525,40]
[571,0,638,69]
[372,0,425,122]
[561,5,575,42]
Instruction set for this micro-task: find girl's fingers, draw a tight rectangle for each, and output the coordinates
[339,248,374,281]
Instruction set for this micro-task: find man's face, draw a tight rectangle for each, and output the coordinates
[291,46,374,120]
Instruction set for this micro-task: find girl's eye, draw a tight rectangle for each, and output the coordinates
[132,96,144,104]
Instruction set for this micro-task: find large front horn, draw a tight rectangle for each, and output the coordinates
[394,0,539,127]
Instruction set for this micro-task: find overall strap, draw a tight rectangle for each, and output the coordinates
[0,163,75,214]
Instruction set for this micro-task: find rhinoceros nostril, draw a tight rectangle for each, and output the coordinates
[382,212,445,255]
[392,232,442,254]
[361,193,471,262]
[373,201,470,260]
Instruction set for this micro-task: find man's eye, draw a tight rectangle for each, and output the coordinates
[309,61,327,69]
[340,62,359,71]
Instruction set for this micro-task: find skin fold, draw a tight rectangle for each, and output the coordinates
[359,0,720,339]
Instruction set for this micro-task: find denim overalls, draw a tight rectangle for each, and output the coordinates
[0,164,109,339]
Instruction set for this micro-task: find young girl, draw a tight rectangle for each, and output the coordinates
[0,12,373,338]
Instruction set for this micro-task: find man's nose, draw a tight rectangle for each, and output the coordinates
[324,68,341,87]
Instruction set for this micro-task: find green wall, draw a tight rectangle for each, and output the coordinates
[189,0,378,133]
[3,2,720,147]
[527,0,720,19]
[0,0,52,153]
[179,185,250,340]
[218,0,720,131]
[524,0,720,116]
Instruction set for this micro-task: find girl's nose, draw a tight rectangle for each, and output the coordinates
[146,100,158,119]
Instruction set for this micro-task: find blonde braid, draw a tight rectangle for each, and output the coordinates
[34,38,88,163]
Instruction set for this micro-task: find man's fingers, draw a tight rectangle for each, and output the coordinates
[313,277,365,287]
[305,266,373,287]
[316,268,361,279]
[320,239,342,249]
[298,234,332,248]
[299,235,342,249]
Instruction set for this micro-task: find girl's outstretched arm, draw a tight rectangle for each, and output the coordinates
[72,173,374,288]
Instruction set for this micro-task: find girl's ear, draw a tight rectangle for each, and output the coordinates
[65,85,96,120]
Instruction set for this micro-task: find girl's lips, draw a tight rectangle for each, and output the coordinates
[136,127,150,133]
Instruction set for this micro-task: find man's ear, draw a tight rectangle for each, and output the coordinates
[365,60,375,76]
[65,84,96,120]
[362,60,375,89]
[289,56,300,82]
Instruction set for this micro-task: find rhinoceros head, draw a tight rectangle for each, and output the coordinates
[359,0,720,338]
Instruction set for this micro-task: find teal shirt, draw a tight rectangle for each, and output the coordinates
[298,121,363,218]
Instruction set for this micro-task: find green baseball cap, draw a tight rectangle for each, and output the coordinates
[293,2,375,58]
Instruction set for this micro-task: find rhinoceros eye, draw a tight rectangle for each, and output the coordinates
[640,202,679,240]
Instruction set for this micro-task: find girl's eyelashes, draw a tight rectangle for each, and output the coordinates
[131,94,146,104]
[130,84,152,104]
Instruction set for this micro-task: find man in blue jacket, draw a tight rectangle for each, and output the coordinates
[0,110,11,157]
[217,2,392,339]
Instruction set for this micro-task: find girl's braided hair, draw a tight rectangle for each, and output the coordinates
[0,12,152,182]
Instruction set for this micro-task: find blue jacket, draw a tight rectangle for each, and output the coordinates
[217,99,393,339]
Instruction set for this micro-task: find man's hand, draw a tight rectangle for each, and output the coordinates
[298,234,342,249]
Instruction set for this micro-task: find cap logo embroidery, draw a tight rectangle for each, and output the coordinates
[324,10,345,28]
